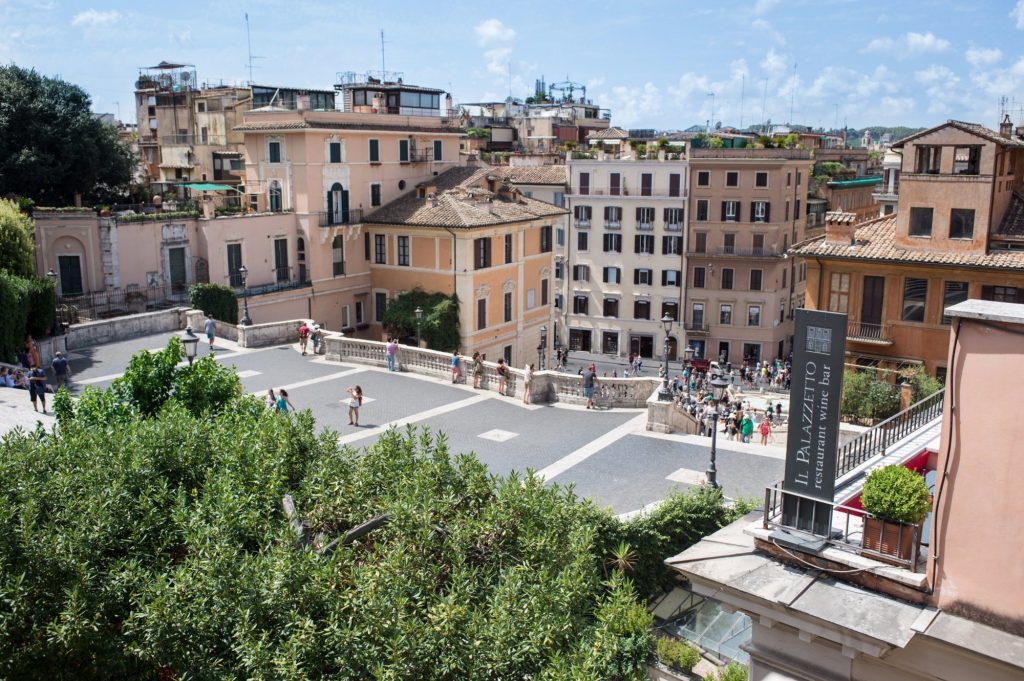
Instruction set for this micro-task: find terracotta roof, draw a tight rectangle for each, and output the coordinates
[994,192,1024,240]
[892,120,1024,149]
[482,165,567,186]
[790,213,1024,271]
[233,119,460,134]
[586,126,630,140]
[363,167,567,228]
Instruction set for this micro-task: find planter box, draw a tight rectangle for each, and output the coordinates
[862,516,918,565]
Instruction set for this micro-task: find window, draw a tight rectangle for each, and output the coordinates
[573,294,589,315]
[603,233,622,252]
[722,200,740,221]
[332,235,345,275]
[604,206,622,228]
[829,273,850,313]
[554,192,564,207]
[610,172,621,195]
[374,234,386,264]
[669,173,681,197]
[555,261,564,279]
[477,298,487,329]
[341,304,350,328]
[541,278,549,305]
[797,171,802,185]
[909,207,933,237]
[720,304,732,325]
[982,285,1024,304]
[355,301,364,324]
[433,140,443,162]
[397,236,410,266]
[556,227,565,247]
[268,140,281,163]
[787,171,792,186]
[782,267,787,288]
[664,207,683,229]
[540,225,552,253]
[554,294,563,309]
[662,235,682,255]
[794,199,801,220]
[721,268,734,290]
[662,301,678,321]
[505,233,513,263]
[696,199,709,221]
[371,183,382,207]
[577,231,589,251]
[636,207,655,229]
[603,266,621,284]
[364,232,371,260]
[227,243,243,287]
[697,170,710,187]
[527,289,536,309]
[723,233,735,254]
[504,291,513,323]
[692,303,705,327]
[579,172,590,195]
[752,201,768,222]
[329,141,342,163]
[574,205,592,226]
[662,269,681,286]
[641,173,653,196]
[634,234,655,254]
[755,171,768,188]
[604,297,619,317]
[572,264,590,281]
[694,232,707,253]
[949,208,975,239]
[915,146,942,174]
[269,180,282,212]
[785,200,790,221]
[474,237,492,269]
[693,267,706,288]
[726,171,739,187]
[399,139,412,162]
[942,281,969,324]
[901,278,928,322]
[747,305,761,327]
[750,269,762,291]
[634,268,653,285]
[375,292,387,322]
[634,299,651,320]
[369,139,380,162]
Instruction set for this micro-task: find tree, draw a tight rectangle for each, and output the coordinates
[382,287,460,350]
[841,369,900,422]
[0,198,35,277]
[0,65,134,205]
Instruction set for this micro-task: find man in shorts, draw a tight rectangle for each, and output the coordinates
[204,314,216,350]
[298,321,311,355]
[583,364,597,409]
[51,351,71,390]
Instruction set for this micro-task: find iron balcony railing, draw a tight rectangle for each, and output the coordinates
[318,209,364,227]
[56,285,184,322]
[835,388,945,480]
[576,220,590,230]
[712,246,781,257]
[239,276,312,297]
[847,321,893,343]
[665,223,682,232]
[682,321,709,334]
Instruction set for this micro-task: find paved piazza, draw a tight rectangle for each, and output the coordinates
[5,332,785,516]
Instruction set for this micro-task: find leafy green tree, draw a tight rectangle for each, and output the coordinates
[0,198,35,277]
[0,65,134,205]
[841,369,900,422]
[189,283,239,324]
[382,287,460,350]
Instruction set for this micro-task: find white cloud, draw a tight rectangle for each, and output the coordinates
[864,31,950,58]
[752,19,786,46]
[71,9,121,27]
[881,96,916,115]
[915,65,956,84]
[483,48,511,77]
[752,0,778,16]
[1012,1,1024,29]
[965,46,1002,67]
[600,82,662,128]
[760,49,788,78]
[474,18,515,47]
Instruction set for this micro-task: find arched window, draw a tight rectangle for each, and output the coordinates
[269,180,282,212]
[326,182,349,225]
[332,235,345,276]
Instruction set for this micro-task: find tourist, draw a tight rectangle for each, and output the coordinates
[583,364,597,409]
[385,336,397,371]
[51,351,71,390]
[472,352,483,388]
[266,389,277,409]
[741,413,754,444]
[345,385,363,426]
[204,314,216,350]
[523,363,534,404]
[311,323,322,355]
[759,416,772,445]
[298,321,311,355]
[27,364,48,413]
[276,389,296,413]
[451,350,462,383]
[496,358,509,395]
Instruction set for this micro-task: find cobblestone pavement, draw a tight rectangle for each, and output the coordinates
[1,331,785,516]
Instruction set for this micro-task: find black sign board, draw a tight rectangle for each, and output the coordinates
[782,309,846,535]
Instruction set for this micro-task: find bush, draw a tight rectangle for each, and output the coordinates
[841,369,900,422]
[0,272,51,362]
[655,636,701,672]
[24,275,55,338]
[902,367,943,403]
[708,662,749,681]
[860,464,931,524]
[188,283,238,325]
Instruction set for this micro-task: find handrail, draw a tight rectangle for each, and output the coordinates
[847,321,892,343]
[835,388,944,479]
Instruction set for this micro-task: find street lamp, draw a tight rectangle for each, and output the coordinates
[683,346,695,402]
[46,269,59,336]
[238,264,252,326]
[538,325,547,370]
[658,314,674,400]
[182,326,200,365]
[706,374,731,490]
[414,306,423,347]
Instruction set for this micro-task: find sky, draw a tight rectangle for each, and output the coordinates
[5,0,1024,131]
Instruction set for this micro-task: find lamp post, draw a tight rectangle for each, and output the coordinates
[658,314,674,400]
[46,269,59,336]
[414,306,423,347]
[238,264,252,326]
[182,326,200,365]
[706,374,731,490]
[683,346,695,402]
[538,325,547,370]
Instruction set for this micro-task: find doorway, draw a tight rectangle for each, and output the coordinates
[569,328,592,352]
[328,182,349,224]
[630,334,654,359]
[861,275,885,325]
[57,255,83,296]
[168,247,187,294]
[743,343,761,364]
[718,341,730,363]
[602,331,619,355]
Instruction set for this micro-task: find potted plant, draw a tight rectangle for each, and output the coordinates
[654,636,701,678]
[860,464,931,564]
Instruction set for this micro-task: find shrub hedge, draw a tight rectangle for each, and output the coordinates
[0,272,55,363]
[188,283,238,325]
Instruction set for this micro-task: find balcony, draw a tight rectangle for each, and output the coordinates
[711,246,781,258]
[400,149,435,164]
[576,220,590,230]
[682,321,709,335]
[665,223,682,232]
[847,321,893,345]
[318,209,364,227]
[606,220,621,230]
[637,222,653,231]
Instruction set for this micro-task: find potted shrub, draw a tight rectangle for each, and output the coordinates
[860,464,931,564]
[654,636,701,678]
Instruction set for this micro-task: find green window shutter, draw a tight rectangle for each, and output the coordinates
[433,140,442,161]
[369,139,379,162]
[399,140,409,162]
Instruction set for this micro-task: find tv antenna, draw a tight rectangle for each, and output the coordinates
[244,13,265,85]
[380,29,390,74]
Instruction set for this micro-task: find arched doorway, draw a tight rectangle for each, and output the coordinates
[326,182,349,224]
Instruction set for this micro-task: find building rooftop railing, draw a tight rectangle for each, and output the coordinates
[318,209,364,227]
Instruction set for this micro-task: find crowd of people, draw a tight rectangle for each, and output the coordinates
[1,337,74,414]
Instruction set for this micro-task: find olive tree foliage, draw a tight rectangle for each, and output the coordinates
[0,198,35,278]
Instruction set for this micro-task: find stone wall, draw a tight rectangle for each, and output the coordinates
[66,308,190,349]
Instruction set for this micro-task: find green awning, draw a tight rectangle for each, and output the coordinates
[178,183,241,192]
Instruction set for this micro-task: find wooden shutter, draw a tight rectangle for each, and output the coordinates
[721,202,727,221]
[750,202,757,223]
[669,173,680,197]
[765,202,771,222]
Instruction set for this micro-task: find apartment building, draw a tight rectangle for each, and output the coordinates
[563,155,688,359]
[793,118,1024,377]
[686,148,814,364]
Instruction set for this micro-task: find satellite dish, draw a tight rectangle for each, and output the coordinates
[181,72,191,82]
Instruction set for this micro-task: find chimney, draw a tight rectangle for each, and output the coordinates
[824,211,858,246]
[1000,113,1012,137]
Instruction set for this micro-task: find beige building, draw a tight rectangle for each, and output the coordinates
[563,153,688,359]
[687,148,814,364]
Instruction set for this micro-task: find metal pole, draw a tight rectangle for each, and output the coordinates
[707,405,720,489]
[660,334,671,398]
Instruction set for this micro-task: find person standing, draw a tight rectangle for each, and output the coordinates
[266,389,277,409]
[759,416,772,445]
[345,385,363,426]
[204,314,217,350]
[523,363,534,404]
[741,413,754,444]
[297,322,311,355]
[386,337,398,371]
[583,364,597,409]
[496,358,509,396]
[276,389,296,413]
[450,350,462,383]
[27,364,47,413]
[471,352,483,388]
[51,351,71,390]
[311,323,322,355]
